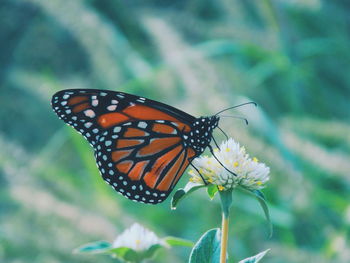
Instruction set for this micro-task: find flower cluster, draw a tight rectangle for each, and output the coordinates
[189,138,270,191]
[113,223,163,251]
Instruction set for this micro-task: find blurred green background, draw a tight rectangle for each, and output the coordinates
[1,0,349,262]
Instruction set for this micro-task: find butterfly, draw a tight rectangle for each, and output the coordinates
[51,89,220,204]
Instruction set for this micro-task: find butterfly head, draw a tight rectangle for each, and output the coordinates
[184,116,220,155]
[209,115,220,129]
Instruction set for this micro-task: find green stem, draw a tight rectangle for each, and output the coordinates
[219,189,233,263]
[220,213,229,263]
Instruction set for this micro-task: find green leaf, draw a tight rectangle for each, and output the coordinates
[207,184,218,199]
[110,244,163,262]
[108,247,139,261]
[219,189,233,218]
[242,188,273,237]
[164,236,194,247]
[142,244,163,259]
[74,241,163,262]
[253,190,273,237]
[171,182,205,209]
[73,240,111,254]
[238,249,270,263]
[189,228,221,263]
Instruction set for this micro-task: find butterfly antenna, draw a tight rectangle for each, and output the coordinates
[190,163,208,185]
[215,101,257,116]
[208,145,238,177]
[219,115,249,125]
[217,126,229,140]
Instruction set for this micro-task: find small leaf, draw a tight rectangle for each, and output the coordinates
[109,245,163,262]
[207,184,218,199]
[164,236,194,247]
[242,188,273,237]
[109,247,139,261]
[189,228,221,263]
[171,182,205,209]
[238,249,270,263]
[74,241,164,262]
[73,240,111,254]
[253,190,273,237]
[142,244,163,259]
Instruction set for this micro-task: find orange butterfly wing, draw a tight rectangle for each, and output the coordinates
[52,89,197,204]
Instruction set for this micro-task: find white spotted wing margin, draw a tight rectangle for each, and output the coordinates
[51,89,109,145]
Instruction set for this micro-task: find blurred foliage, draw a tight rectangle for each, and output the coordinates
[1,0,350,262]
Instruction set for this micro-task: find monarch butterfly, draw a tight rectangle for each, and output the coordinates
[51,89,244,204]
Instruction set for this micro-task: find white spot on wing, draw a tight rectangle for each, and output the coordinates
[92,99,99,107]
[138,122,147,129]
[84,122,93,128]
[113,127,121,133]
[84,109,96,118]
[107,105,117,111]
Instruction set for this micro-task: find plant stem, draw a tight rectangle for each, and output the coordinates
[220,213,229,263]
[219,189,233,263]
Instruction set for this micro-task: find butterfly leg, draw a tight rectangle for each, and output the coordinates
[212,136,220,149]
[217,126,229,140]
[190,163,208,185]
[208,144,238,177]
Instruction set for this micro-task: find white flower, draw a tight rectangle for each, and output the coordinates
[189,138,270,191]
[112,223,162,251]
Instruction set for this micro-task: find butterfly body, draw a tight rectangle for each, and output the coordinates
[51,89,219,204]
